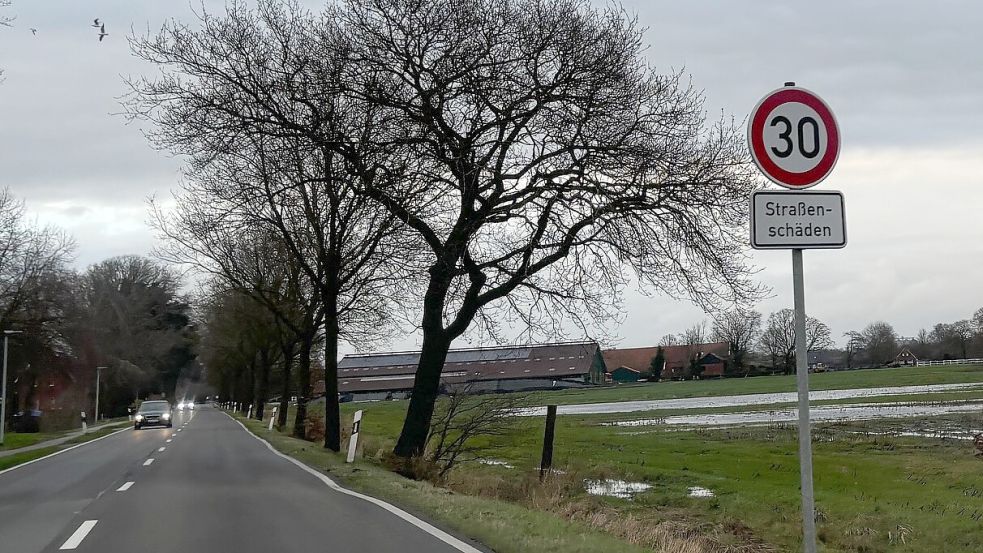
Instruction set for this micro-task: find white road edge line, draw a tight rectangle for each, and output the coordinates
[59,520,97,550]
[227,414,483,553]
[143,458,154,466]
[117,481,135,492]
[0,427,130,478]
[158,447,166,452]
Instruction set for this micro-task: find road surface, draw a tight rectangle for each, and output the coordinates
[0,406,483,553]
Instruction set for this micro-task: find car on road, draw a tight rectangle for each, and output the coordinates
[134,400,173,429]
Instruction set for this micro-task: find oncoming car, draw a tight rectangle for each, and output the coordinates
[134,401,173,429]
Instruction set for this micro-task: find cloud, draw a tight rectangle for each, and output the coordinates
[3,0,982,353]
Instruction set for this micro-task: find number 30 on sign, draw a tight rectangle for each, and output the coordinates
[747,86,840,189]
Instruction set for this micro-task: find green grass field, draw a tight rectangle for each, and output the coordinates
[254,365,983,552]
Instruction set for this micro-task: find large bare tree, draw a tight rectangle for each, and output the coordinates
[338,0,760,457]
[759,309,833,375]
[129,2,415,450]
[712,309,762,375]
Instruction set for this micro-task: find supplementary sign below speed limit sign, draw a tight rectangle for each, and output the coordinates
[751,190,846,249]
[748,85,840,189]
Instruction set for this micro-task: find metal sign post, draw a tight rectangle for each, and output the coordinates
[792,249,817,552]
[748,82,844,553]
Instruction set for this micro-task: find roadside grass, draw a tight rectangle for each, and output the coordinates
[0,431,65,450]
[327,401,983,552]
[231,413,660,553]
[237,365,983,552]
[0,446,59,471]
[0,423,128,472]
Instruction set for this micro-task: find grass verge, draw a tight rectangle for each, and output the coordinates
[0,423,128,471]
[232,413,671,553]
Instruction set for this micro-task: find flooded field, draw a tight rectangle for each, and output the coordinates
[522,382,983,416]
[607,400,983,427]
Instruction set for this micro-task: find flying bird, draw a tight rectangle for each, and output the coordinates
[98,23,108,42]
[92,18,101,28]
[30,28,37,35]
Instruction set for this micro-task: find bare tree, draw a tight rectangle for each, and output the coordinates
[712,309,762,375]
[426,383,528,479]
[130,2,416,450]
[658,334,678,347]
[338,0,760,457]
[860,322,898,366]
[759,309,833,375]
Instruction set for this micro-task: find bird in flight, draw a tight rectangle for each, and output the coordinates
[98,23,108,42]
[30,28,37,35]
[92,18,101,28]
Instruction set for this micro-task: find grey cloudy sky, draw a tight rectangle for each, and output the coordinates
[2,1,981,352]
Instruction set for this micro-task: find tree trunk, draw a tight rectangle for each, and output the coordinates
[254,349,271,420]
[323,308,341,452]
[278,343,294,429]
[393,330,452,458]
[293,336,312,440]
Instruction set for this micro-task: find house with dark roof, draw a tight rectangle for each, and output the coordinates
[602,342,731,380]
[895,348,918,366]
[337,341,605,399]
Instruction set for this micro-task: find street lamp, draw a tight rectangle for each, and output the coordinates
[95,366,108,423]
[1,329,24,446]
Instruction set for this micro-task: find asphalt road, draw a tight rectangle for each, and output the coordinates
[0,406,483,553]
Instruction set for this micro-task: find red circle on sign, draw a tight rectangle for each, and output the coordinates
[748,87,839,188]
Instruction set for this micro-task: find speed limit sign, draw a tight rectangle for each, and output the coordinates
[748,85,840,189]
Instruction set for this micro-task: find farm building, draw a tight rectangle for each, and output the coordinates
[609,366,642,383]
[337,341,606,399]
[602,342,731,380]
[895,348,918,366]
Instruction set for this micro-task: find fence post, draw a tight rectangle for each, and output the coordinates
[539,405,557,481]
[268,406,278,431]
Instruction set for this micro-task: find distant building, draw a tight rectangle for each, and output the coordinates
[336,341,605,399]
[602,342,731,380]
[609,366,641,383]
[895,348,918,366]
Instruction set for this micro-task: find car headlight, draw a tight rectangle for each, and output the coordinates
[162,413,171,420]
[135,415,144,421]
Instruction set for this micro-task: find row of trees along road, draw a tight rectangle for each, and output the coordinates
[129,0,759,460]
[0,188,197,429]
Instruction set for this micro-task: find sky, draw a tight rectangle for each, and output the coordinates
[1,1,982,353]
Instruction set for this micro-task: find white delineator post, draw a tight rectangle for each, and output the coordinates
[792,249,817,553]
[268,406,278,431]
[346,410,363,463]
[247,404,253,419]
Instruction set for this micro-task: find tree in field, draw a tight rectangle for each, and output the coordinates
[338,0,760,457]
[843,330,864,368]
[130,2,415,450]
[931,321,973,359]
[759,309,833,375]
[648,347,666,381]
[712,309,761,375]
[859,321,898,366]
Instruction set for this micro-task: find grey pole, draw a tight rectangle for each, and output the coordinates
[0,330,23,445]
[95,367,106,423]
[1,334,8,445]
[792,248,817,553]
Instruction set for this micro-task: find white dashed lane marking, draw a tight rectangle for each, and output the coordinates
[158,447,166,452]
[59,520,97,550]
[166,439,172,443]
[143,459,154,466]
[116,481,134,492]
